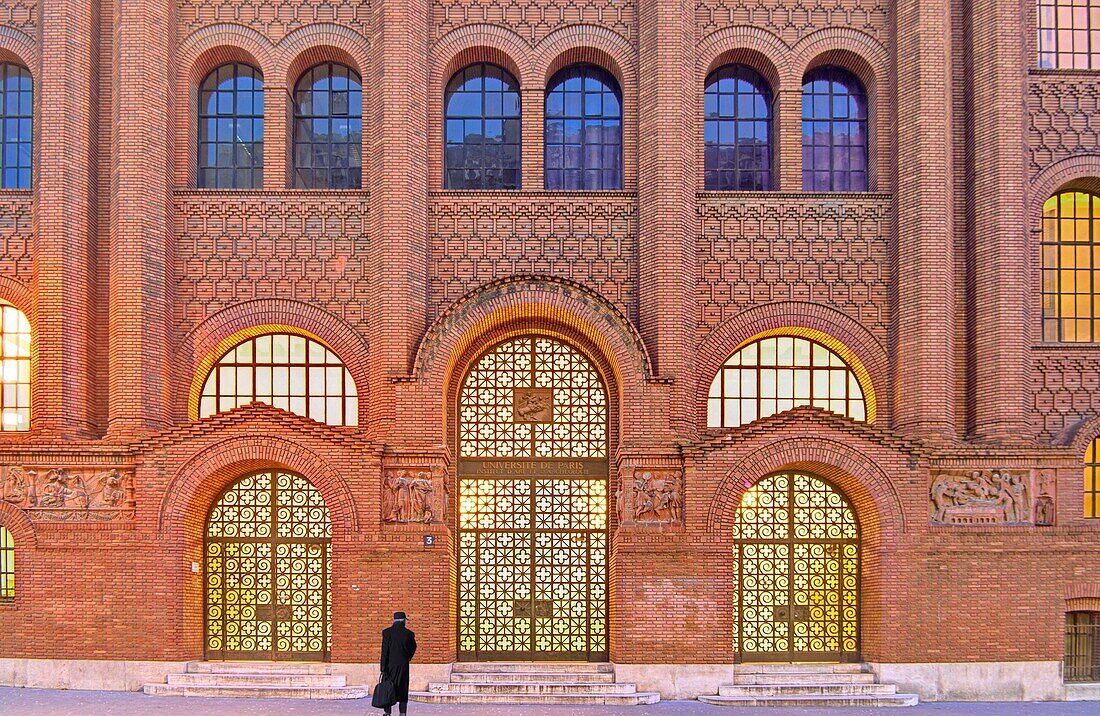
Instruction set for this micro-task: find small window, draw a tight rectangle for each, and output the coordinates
[0,526,12,601]
[293,63,363,190]
[198,332,358,426]
[704,64,773,191]
[197,63,264,189]
[1086,437,1100,517]
[544,64,622,190]
[1038,0,1100,70]
[707,335,869,428]
[1066,612,1100,682]
[0,300,30,431]
[444,63,521,190]
[0,63,32,190]
[1042,191,1100,342]
[802,67,868,192]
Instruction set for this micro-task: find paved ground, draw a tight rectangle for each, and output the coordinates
[1,689,1098,716]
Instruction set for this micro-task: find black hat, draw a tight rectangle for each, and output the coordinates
[393,611,407,621]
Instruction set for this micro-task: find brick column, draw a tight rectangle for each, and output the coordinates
[637,0,698,438]
[890,0,957,440]
[366,0,429,436]
[31,0,99,437]
[776,89,802,191]
[969,0,1030,440]
[263,85,289,190]
[521,87,543,189]
[107,0,173,435]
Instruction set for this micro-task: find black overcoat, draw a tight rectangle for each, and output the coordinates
[380,623,417,701]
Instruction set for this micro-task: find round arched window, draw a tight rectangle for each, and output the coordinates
[198,333,358,426]
[704,64,773,191]
[444,63,522,190]
[0,63,32,189]
[802,66,867,192]
[197,63,264,189]
[1042,190,1099,343]
[0,300,30,431]
[292,63,363,190]
[544,64,622,190]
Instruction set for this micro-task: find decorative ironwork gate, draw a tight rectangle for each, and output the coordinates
[205,471,332,661]
[457,336,609,661]
[733,472,860,662]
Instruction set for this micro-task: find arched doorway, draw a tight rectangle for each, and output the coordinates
[733,471,860,662]
[456,335,609,661]
[204,471,332,661]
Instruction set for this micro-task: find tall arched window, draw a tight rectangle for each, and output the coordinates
[0,301,30,432]
[707,335,869,428]
[1043,190,1099,342]
[444,63,521,190]
[704,64,773,191]
[293,63,362,190]
[0,526,12,601]
[802,67,867,192]
[198,332,358,426]
[197,63,264,189]
[0,63,32,190]
[1086,437,1100,518]
[545,64,622,190]
[1039,0,1100,70]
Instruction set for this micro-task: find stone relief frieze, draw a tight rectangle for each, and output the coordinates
[929,469,1053,526]
[617,468,683,527]
[382,468,445,524]
[2,466,135,522]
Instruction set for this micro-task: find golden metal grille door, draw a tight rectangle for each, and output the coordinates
[205,471,332,661]
[457,336,609,661]
[733,472,859,662]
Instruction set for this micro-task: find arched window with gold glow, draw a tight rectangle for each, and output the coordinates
[1042,190,1099,342]
[0,301,30,432]
[198,332,358,426]
[708,334,869,428]
[0,526,13,601]
[1086,437,1100,518]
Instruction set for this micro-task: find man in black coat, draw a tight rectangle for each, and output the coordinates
[380,611,417,716]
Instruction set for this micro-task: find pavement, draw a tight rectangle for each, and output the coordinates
[2,689,1099,716]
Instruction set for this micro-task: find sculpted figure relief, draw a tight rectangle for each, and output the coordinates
[930,470,1033,525]
[383,469,437,524]
[631,470,683,525]
[2,466,134,521]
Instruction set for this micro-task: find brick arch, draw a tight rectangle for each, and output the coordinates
[279,24,370,87]
[697,26,789,91]
[0,500,35,547]
[434,25,530,87]
[158,434,359,538]
[175,299,369,423]
[696,301,889,426]
[0,26,38,77]
[0,276,33,321]
[1057,414,1100,454]
[535,25,635,87]
[1029,156,1100,224]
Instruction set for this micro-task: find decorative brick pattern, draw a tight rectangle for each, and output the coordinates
[178,1,371,42]
[1028,75,1100,179]
[0,1,36,35]
[1034,350,1100,440]
[432,0,635,44]
[0,195,31,286]
[696,0,888,44]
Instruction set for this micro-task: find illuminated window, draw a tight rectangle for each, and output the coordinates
[802,67,867,192]
[708,335,868,428]
[293,63,362,190]
[704,64,773,191]
[0,526,12,601]
[0,301,30,431]
[197,63,264,189]
[198,333,358,426]
[545,64,622,190]
[0,63,32,189]
[1041,191,1100,342]
[1039,0,1100,70]
[445,63,521,190]
[1087,437,1100,518]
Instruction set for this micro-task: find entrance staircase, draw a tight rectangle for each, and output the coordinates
[699,664,918,707]
[142,662,369,699]
[410,662,660,705]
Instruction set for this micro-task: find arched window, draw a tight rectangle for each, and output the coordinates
[0,63,32,189]
[704,65,772,191]
[293,63,362,190]
[0,301,30,432]
[197,63,264,189]
[707,335,868,428]
[1086,437,1100,518]
[444,63,521,190]
[802,67,867,192]
[0,526,12,601]
[545,64,622,190]
[1042,190,1099,342]
[1039,0,1100,70]
[198,332,358,426]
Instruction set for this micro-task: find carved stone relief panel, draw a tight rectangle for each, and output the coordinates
[929,469,1053,526]
[617,464,684,527]
[2,466,136,522]
[381,465,447,525]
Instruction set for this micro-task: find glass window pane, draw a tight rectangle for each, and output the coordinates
[446,63,521,189]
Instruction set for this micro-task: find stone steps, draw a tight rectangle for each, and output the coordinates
[142,662,366,700]
[699,693,920,707]
[451,661,614,673]
[450,670,615,683]
[731,671,878,684]
[184,661,332,675]
[427,681,639,695]
[167,672,348,688]
[410,662,659,706]
[699,663,918,708]
[719,683,899,696]
[142,684,371,700]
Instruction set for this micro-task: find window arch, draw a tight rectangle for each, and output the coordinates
[707,335,868,428]
[198,332,358,426]
[444,63,521,190]
[544,64,622,190]
[0,300,30,432]
[1086,436,1100,518]
[197,63,264,189]
[1039,0,1100,70]
[1042,190,1099,342]
[0,526,12,601]
[293,63,362,190]
[0,63,32,189]
[704,64,773,191]
[802,67,867,192]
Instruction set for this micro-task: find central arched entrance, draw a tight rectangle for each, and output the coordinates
[456,335,609,661]
[733,471,860,662]
[204,470,332,661]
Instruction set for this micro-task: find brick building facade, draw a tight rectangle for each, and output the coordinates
[0,0,1098,702]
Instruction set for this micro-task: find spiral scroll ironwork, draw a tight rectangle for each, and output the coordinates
[205,471,332,661]
[733,471,859,662]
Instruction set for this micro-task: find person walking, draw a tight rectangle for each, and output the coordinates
[379,611,417,716]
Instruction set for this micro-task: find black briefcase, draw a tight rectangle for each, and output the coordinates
[372,674,397,709]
